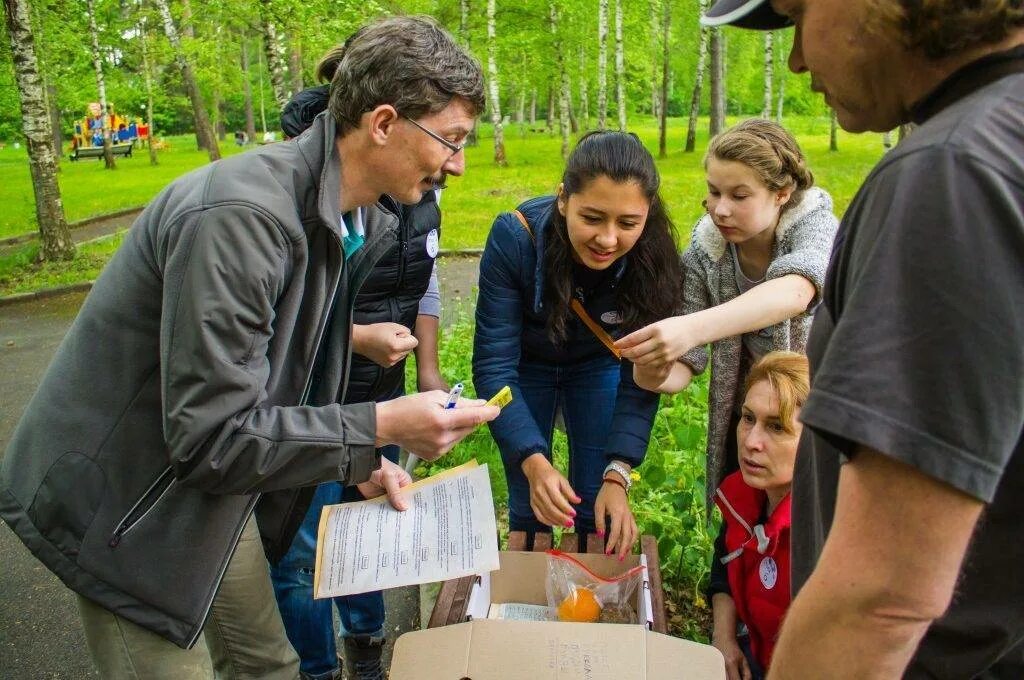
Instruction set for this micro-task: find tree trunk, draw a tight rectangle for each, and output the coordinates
[898,123,916,141]
[829,108,838,151]
[86,0,116,169]
[658,0,669,158]
[47,84,61,154]
[155,0,220,161]
[529,87,537,126]
[460,0,470,45]
[486,0,506,166]
[762,31,773,118]
[546,85,555,133]
[140,23,159,165]
[289,43,303,94]
[597,0,608,130]
[242,41,257,144]
[775,71,785,122]
[181,0,194,39]
[685,0,709,152]
[549,0,572,158]
[258,0,290,110]
[709,28,725,136]
[650,0,660,118]
[614,0,626,131]
[578,47,590,128]
[3,0,73,260]
[257,46,268,136]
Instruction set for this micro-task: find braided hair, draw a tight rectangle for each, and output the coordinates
[705,119,814,213]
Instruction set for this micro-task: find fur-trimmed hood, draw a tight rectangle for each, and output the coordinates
[690,187,834,262]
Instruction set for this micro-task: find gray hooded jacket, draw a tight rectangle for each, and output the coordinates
[0,112,397,648]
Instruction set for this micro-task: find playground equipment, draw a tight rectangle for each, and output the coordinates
[70,102,149,157]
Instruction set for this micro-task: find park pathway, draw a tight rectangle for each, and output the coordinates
[0,254,481,678]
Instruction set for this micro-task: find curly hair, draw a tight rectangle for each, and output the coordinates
[870,0,1024,59]
[705,119,814,214]
[543,131,684,344]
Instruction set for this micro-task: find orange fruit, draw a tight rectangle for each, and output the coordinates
[557,587,602,623]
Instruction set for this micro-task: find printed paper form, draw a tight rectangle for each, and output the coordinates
[313,461,499,598]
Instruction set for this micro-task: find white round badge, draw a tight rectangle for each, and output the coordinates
[759,556,778,590]
[600,310,623,325]
[425,229,439,259]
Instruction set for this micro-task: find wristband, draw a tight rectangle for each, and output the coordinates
[602,475,628,493]
[602,460,633,493]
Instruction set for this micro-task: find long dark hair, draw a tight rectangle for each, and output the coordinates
[543,131,684,344]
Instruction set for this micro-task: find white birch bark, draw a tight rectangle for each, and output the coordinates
[86,0,115,169]
[549,0,571,158]
[615,0,626,131]
[3,0,73,259]
[685,0,709,152]
[578,46,589,128]
[650,0,660,118]
[486,0,506,165]
[597,0,608,130]
[242,40,257,143]
[140,21,159,165]
[709,27,725,136]
[155,0,220,160]
[762,31,773,118]
[258,0,290,109]
[657,0,669,158]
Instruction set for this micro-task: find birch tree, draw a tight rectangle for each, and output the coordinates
[709,27,725,135]
[685,0,709,152]
[650,0,659,119]
[829,107,838,151]
[258,0,290,109]
[597,0,608,130]
[486,0,506,165]
[549,0,572,159]
[86,0,115,169]
[614,0,626,131]
[139,20,159,165]
[578,47,590,128]
[3,0,73,260]
[657,0,669,158]
[762,31,773,118]
[242,41,257,144]
[155,0,220,160]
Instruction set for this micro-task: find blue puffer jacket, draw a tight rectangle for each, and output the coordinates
[472,195,659,469]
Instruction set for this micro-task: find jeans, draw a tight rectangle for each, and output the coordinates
[502,354,621,536]
[77,517,299,680]
[270,445,399,680]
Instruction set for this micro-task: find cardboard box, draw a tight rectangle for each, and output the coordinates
[391,551,725,679]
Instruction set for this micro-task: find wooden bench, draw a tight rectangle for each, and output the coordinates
[70,143,133,161]
[427,530,667,633]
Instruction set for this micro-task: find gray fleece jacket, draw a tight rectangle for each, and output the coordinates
[679,187,838,509]
[0,113,397,648]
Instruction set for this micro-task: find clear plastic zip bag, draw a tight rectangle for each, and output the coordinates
[545,549,645,624]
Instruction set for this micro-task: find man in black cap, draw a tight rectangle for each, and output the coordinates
[702,0,1024,677]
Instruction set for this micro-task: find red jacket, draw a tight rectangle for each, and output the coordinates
[714,471,792,671]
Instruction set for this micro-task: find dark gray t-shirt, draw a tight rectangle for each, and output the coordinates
[793,49,1024,677]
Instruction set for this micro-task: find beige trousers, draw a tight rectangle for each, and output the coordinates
[77,517,300,680]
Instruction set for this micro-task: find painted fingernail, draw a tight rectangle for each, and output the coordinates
[565,520,574,528]
[618,555,624,562]
[569,509,577,517]
[596,530,605,538]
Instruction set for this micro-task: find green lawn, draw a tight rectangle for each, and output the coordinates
[0,134,248,240]
[1,115,885,296]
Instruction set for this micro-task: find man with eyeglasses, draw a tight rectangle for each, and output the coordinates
[0,15,497,679]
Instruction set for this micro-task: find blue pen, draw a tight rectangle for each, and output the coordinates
[444,383,464,409]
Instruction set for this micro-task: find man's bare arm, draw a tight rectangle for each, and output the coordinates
[768,447,983,679]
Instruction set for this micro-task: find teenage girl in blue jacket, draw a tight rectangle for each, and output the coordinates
[473,131,684,559]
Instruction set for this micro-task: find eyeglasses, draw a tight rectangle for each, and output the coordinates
[403,116,465,158]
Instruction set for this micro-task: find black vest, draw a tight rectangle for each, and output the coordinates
[346,191,441,403]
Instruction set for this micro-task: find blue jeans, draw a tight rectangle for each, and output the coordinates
[502,355,621,536]
[270,445,399,680]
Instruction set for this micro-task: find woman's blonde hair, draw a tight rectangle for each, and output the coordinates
[705,119,814,212]
[744,351,811,435]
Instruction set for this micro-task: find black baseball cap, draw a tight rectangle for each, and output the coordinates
[701,0,791,30]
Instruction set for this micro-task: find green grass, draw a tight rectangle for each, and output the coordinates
[0,134,248,240]
[1,115,885,294]
[0,232,126,296]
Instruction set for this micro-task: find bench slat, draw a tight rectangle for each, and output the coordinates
[532,532,552,552]
[559,533,578,553]
[641,535,668,634]
[506,530,527,552]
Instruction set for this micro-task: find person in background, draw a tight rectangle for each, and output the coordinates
[616,119,837,505]
[709,351,808,680]
[702,1,1024,677]
[473,131,684,559]
[270,47,447,680]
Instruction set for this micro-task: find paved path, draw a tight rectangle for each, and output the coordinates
[0,209,142,256]
[0,255,481,677]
